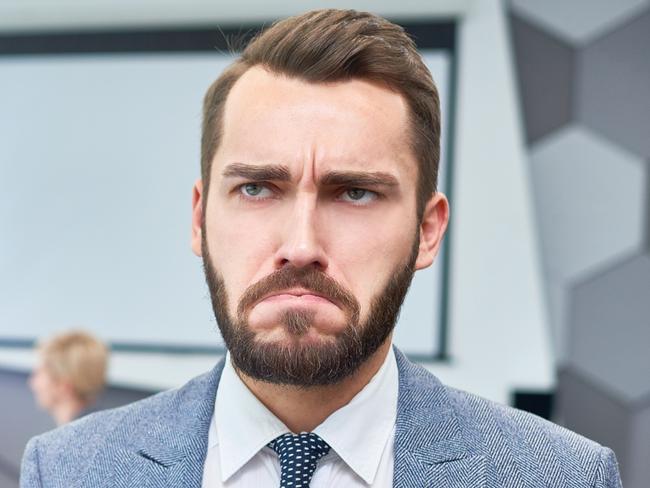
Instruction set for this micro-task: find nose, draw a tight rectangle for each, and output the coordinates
[274,194,329,271]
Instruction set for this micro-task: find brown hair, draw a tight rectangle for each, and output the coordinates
[39,330,108,403]
[201,9,441,219]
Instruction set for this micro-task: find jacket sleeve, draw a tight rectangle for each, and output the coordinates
[593,447,622,488]
[20,437,43,488]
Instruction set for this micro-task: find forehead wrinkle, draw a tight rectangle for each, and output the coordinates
[306,141,318,188]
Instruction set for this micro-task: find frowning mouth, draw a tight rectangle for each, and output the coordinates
[235,266,358,319]
[258,289,336,306]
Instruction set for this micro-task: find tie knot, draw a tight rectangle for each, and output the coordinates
[268,432,331,487]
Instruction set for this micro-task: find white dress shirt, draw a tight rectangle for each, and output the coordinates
[201,348,398,487]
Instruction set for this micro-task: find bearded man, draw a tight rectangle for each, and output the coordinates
[21,9,621,488]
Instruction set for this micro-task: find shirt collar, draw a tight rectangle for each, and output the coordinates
[213,348,398,484]
[314,347,398,484]
[214,352,289,482]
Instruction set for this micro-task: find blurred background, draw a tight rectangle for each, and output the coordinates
[0,0,648,487]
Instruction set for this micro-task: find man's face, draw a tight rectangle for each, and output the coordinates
[29,362,66,411]
[192,67,446,385]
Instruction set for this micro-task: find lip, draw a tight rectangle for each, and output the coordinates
[259,289,335,306]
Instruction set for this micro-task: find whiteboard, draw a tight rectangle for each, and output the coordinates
[0,49,451,357]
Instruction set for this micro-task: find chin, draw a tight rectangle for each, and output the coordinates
[248,308,348,335]
[253,324,338,345]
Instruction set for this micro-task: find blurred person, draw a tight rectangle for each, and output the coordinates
[29,330,108,426]
[21,9,621,488]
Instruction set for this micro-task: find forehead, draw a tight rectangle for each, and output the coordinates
[215,66,417,179]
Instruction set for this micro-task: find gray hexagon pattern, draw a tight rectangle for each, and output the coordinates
[510,0,650,45]
[556,367,630,471]
[509,5,650,487]
[569,253,650,402]
[626,402,650,488]
[530,124,646,282]
[577,9,650,159]
[557,367,650,484]
[509,13,575,144]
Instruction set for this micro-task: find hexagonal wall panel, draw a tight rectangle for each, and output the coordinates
[569,253,650,402]
[577,9,650,159]
[530,125,646,282]
[627,401,650,488]
[556,367,630,472]
[557,367,650,485]
[510,0,650,45]
[509,12,575,144]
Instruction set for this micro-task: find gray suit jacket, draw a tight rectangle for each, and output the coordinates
[21,348,622,487]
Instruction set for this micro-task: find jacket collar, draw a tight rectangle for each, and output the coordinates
[129,359,226,488]
[392,347,486,487]
[128,348,485,488]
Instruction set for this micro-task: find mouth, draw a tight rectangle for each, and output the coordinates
[259,289,336,306]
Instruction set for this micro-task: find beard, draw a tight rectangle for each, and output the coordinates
[201,233,419,387]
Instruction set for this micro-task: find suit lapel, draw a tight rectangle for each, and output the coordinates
[136,358,225,488]
[393,348,487,487]
[90,358,227,488]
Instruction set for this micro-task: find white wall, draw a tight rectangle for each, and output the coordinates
[423,0,554,403]
[0,0,470,32]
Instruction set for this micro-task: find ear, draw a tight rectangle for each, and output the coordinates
[415,192,450,270]
[191,179,204,257]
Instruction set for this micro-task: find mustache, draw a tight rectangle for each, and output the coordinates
[237,265,360,321]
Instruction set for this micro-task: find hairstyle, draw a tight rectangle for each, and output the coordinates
[38,330,108,403]
[200,9,441,219]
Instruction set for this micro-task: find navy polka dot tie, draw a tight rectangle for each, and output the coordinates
[268,432,331,487]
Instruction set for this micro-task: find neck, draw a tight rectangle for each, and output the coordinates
[236,339,392,433]
[51,397,87,426]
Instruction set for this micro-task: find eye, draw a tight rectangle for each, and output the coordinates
[338,188,378,205]
[239,183,273,199]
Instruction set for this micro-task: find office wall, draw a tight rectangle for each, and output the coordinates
[509,2,650,485]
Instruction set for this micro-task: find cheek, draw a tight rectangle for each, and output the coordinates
[30,370,46,390]
[31,374,56,404]
[327,208,415,258]
[29,376,42,396]
[205,210,279,308]
[326,212,416,313]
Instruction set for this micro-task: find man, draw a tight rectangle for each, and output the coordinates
[21,9,621,488]
[29,330,108,426]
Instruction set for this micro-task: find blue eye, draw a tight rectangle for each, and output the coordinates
[243,183,263,196]
[346,189,367,200]
[339,188,377,205]
[239,183,272,199]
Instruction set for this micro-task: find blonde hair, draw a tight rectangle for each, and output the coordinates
[39,330,109,403]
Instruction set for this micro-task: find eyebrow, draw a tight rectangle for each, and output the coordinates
[222,163,399,188]
[320,170,399,188]
[222,163,291,182]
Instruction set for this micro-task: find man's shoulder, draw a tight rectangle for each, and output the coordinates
[394,351,620,486]
[21,365,222,487]
[34,385,176,448]
[22,387,176,480]
[446,386,619,486]
[446,384,598,452]
[397,350,601,451]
